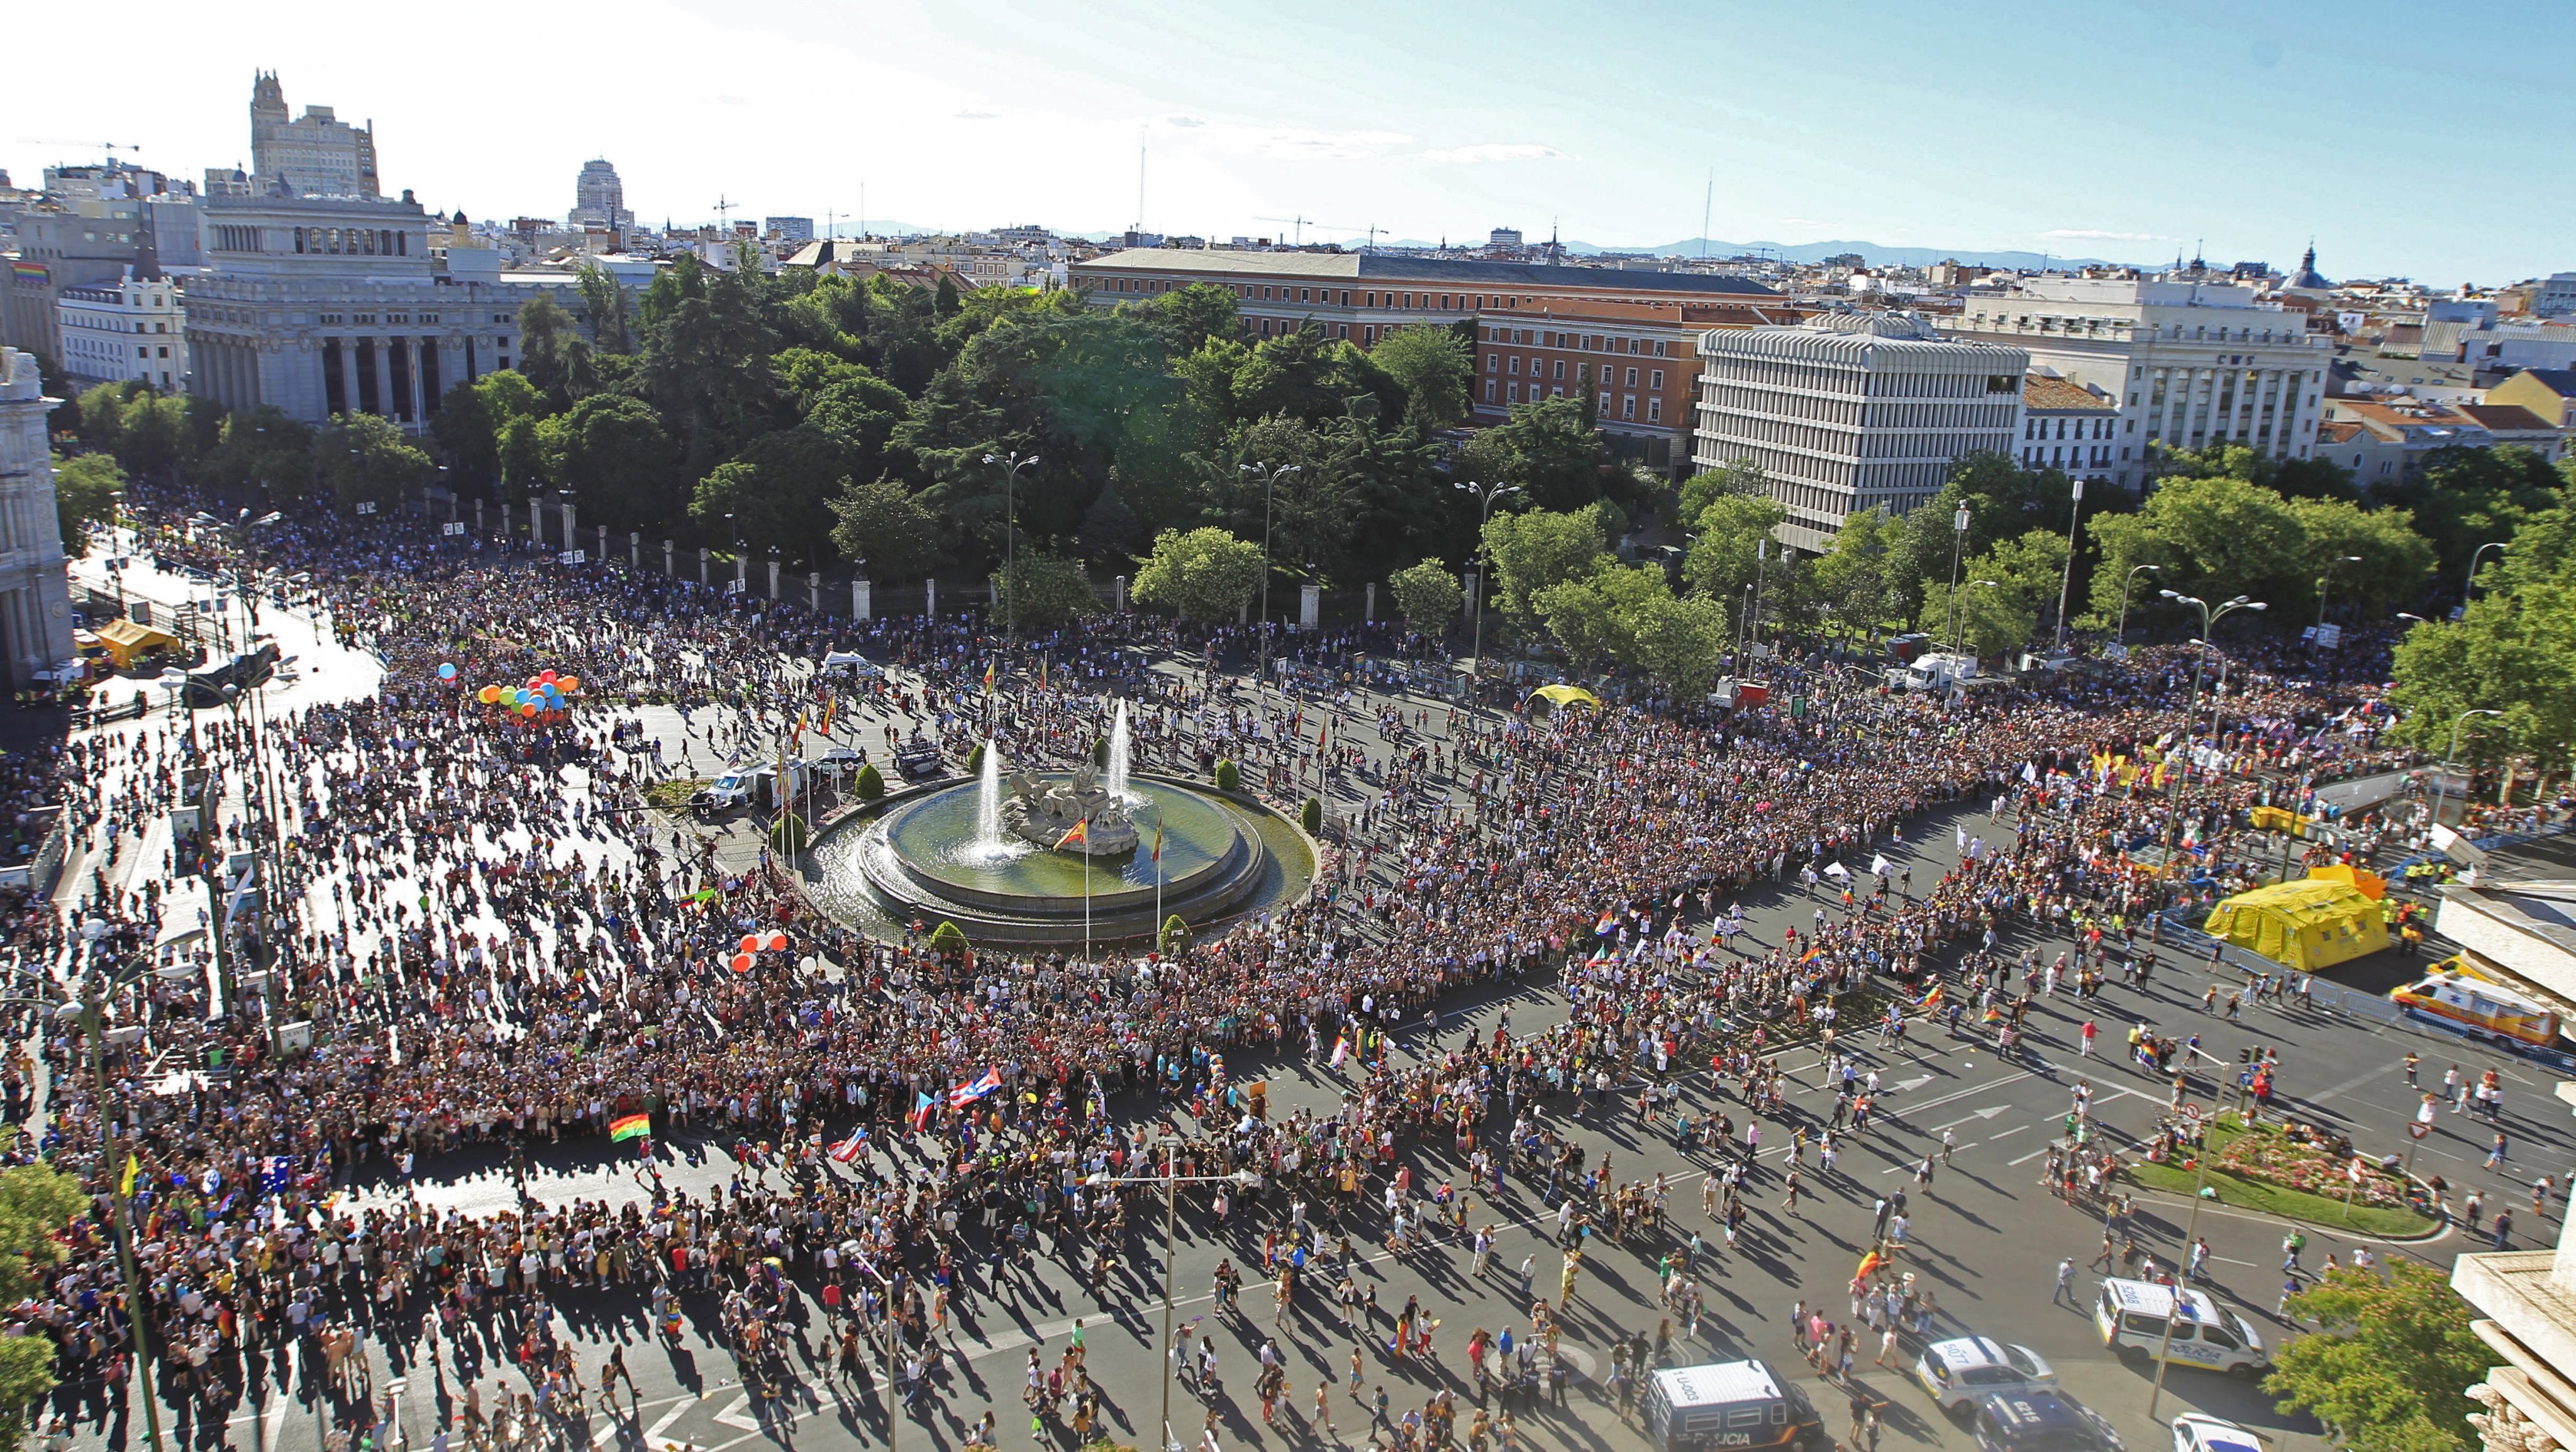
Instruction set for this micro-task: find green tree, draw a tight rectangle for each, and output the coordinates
[1675,459,1767,530]
[1809,507,1901,640]
[990,552,1099,630]
[1482,503,1615,630]
[1369,325,1474,430]
[1624,587,1734,696]
[1534,563,1668,671]
[1387,557,1463,642]
[2387,485,2576,770]
[2160,440,2359,502]
[829,478,943,582]
[545,394,682,533]
[431,372,544,495]
[1680,494,1791,607]
[2288,496,2439,622]
[1132,526,1265,623]
[2263,1261,2487,1452]
[690,425,850,567]
[1458,395,1602,512]
[575,262,635,355]
[203,407,317,500]
[935,272,963,318]
[516,292,586,405]
[2375,445,2566,586]
[2084,472,2306,624]
[317,413,433,513]
[1120,281,1241,359]
[50,452,124,551]
[1917,528,2066,660]
[0,1164,89,1444]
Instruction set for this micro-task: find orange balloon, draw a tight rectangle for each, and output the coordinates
[730,953,754,974]
[477,685,501,704]
[763,931,789,953]
[739,935,760,955]
[558,677,581,695]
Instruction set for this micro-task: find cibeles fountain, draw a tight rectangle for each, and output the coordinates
[999,763,1140,855]
[807,703,1314,945]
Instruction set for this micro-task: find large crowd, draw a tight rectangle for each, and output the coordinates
[0,488,2467,1452]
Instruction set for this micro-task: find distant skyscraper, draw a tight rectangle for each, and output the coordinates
[570,159,631,233]
[248,72,379,197]
[765,216,814,244]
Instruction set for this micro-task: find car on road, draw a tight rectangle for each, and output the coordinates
[1914,1336,2057,1414]
[2094,1278,2270,1377]
[2171,1414,2266,1452]
[1645,1360,1826,1452]
[1970,1389,2124,1452]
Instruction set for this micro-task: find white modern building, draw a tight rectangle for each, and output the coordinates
[0,348,75,690]
[185,190,571,427]
[249,72,379,198]
[57,269,186,390]
[1691,313,2028,551]
[1941,275,2330,492]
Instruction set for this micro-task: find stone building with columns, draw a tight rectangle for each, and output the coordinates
[184,189,573,428]
[1939,274,2329,494]
[0,348,75,689]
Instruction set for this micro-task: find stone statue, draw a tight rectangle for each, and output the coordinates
[1002,760,1140,856]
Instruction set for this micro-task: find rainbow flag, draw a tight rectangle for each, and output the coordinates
[609,1113,652,1143]
[1330,1034,1350,1068]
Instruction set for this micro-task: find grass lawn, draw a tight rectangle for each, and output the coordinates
[644,777,711,810]
[2123,1114,2438,1238]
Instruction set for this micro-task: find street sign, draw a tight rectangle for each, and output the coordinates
[355,501,377,516]
[557,550,587,565]
[441,521,465,536]
[2409,1121,2430,1139]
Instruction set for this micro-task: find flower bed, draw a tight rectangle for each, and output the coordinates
[2214,1118,2410,1209]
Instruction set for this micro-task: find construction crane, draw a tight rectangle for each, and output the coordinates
[14,139,143,165]
[1257,216,1382,248]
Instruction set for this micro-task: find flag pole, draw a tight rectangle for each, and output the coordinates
[1084,822,1093,968]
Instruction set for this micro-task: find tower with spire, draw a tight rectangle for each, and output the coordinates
[247,71,379,197]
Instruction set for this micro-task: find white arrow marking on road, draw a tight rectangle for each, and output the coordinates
[712,1394,762,1432]
[645,1399,698,1443]
[1890,1075,1933,1092]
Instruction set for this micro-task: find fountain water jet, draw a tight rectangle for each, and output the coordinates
[974,740,1006,854]
[1106,701,1133,802]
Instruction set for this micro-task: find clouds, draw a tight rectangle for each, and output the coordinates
[1421,142,1567,164]
[2040,228,2165,242]
[1151,114,1410,159]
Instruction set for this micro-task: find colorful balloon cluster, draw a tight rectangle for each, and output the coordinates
[730,930,792,973]
[473,669,584,720]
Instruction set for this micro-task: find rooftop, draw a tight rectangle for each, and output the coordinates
[2023,374,2116,412]
[2458,403,2559,433]
[1084,247,1778,297]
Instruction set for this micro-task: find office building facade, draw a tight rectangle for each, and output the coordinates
[0,348,75,689]
[249,72,379,197]
[57,270,186,390]
[1692,313,2027,551]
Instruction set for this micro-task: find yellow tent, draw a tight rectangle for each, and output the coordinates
[1530,684,1602,711]
[2203,878,2389,972]
[2306,862,2388,901]
[92,618,177,670]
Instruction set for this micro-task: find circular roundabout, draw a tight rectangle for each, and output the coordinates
[807,770,1313,945]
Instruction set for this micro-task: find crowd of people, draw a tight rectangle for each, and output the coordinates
[0,485,2456,1451]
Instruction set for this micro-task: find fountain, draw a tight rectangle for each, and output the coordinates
[1105,701,1133,802]
[972,741,1011,858]
[809,749,1315,946]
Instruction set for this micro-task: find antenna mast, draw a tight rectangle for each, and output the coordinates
[1700,170,1713,261]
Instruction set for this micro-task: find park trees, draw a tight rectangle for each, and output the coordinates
[51,452,123,551]
[828,478,943,583]
[1481,502,1616,631]
[1387,557,1463,644]
[2264,1261,2487,1452]
[1458,395,1604,512]
[1132,526,1265,623]
[316,413,433,514]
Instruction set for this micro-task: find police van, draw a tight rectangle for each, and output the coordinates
[1646,1360,1826,1452]
[2093,1279,2270,1377]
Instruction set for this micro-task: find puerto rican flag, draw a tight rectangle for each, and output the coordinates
[828,1127,870,1163]
[909,1092,937,1132]
[948,1068,1004,1110]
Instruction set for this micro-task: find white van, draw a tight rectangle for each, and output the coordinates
[2093,1280,2268,1378]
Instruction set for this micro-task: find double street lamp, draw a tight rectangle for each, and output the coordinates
[2112,565,2162,651]
[2316,554,2362,631]
[2429,707,2505,836]
[2159,591,2266,741]
[1079,1156,1262,1452]
[1453,480,1520,689]
[983,452,1040,641]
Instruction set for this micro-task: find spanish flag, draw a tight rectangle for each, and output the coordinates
[1055,818,1089,851]
[120,1153,139,1197]
[983,659,996,694]
[1151,821,1163,862]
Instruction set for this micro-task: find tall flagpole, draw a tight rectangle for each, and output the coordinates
[1083,821,1093,968]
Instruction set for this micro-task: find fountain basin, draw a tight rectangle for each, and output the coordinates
[810,771,1304,944]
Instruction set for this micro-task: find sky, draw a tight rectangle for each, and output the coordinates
[11,0,2570,283]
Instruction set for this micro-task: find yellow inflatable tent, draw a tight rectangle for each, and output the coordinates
[2202,878,2389,972]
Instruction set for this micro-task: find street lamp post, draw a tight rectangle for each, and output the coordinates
[1081,1155,1260,1452]
[1945,502,1971,651]
[1453,480,1521,692]
[2112,565,2162,651]
[2466,541,2507,601]
[2316,555,2362,631]
[982,452,1040,642]
[2158,591,2267,742]
[2053,477,2084,652]
[1239,462,1299,748]
[2429,707,2505,836]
